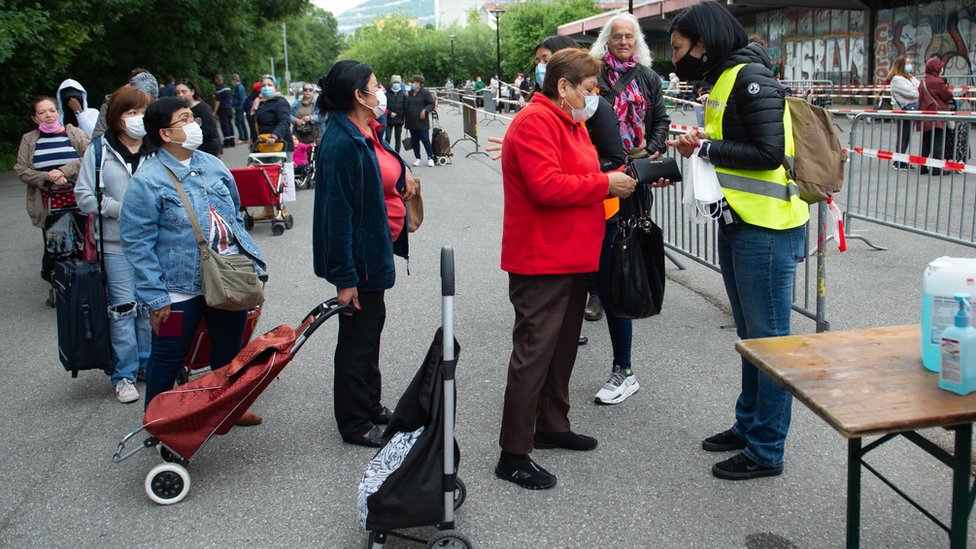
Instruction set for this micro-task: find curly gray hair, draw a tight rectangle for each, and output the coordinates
[589,12,653,67]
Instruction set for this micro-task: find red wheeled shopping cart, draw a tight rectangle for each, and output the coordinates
[113,299,351,505]
[232,164,293,236]
[178,306,262,384]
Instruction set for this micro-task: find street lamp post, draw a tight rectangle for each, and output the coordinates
[489,8,504,102]
[449,34,457,85]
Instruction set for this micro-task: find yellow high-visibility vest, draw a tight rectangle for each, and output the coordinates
[704,64,809,230]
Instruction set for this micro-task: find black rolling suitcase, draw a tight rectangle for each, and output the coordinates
[55,260,113,377]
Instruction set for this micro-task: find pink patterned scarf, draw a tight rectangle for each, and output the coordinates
[603,50,647,152]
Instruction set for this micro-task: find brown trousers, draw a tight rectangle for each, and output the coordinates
[499,272,589,455]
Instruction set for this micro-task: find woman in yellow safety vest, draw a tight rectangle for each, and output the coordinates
[669,2,809,481]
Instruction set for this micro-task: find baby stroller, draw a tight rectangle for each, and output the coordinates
[233,163,294,236]
[359,246,470,549]
[113,299,352,505]
[431,111,453,166]
[179,306,262,384]
[294,144,316,191]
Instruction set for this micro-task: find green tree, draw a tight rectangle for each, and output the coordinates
[282,7,341,85]
[498,0,602,79]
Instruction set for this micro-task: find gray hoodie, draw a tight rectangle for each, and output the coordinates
[74,135,151,254]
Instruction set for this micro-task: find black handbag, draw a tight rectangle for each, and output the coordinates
[609,184,665,319]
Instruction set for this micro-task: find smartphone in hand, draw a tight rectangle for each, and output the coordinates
[157,310,184,337]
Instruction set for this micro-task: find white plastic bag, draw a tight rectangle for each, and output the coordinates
[682,145,724,222]
[282,162,296,203]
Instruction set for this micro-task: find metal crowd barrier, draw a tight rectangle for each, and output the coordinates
[844,111,976,249]
[658,129,830,331]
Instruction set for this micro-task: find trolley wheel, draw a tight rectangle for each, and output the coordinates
[144,463,191,505]
[454,478,466,510]
[366,530,386,549]
[272,223,285,236]
[284,214,294,230]
[243,213,254,231]
[437,156,448,166]
[426,530,472,549]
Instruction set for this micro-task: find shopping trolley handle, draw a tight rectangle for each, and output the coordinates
[441,246,455,297]
[291,298,355,355]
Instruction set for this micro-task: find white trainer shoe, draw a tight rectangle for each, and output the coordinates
[594,367,639,405]
[427,159,435,167]
[115,379,140,403]
[412,159,421,167]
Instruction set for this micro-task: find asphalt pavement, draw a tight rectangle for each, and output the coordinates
[1,105,975,548]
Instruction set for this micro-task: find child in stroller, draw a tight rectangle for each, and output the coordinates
[292,135,314,190]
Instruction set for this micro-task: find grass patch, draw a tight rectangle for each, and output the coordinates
[0,142,17,172]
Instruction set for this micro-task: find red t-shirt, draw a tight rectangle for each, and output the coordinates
[360,121,405,240]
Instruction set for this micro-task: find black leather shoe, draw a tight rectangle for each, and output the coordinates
[702,429,747,452]
[533,431,598,451]
[712,452,783,480]
[578,336,588,346]
[495,455,557,490]
[345,425,384,448]
[370,406,392,425]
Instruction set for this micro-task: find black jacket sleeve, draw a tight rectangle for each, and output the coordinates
[587,97,626,172]
[637,67,670,155]
[270,98,292,141]
[705,64,785,171]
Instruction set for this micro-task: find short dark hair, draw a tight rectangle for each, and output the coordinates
[144,97,190,147]
[537,35,579,54]
[410,74,425,85]
[670,3,747,73]
[31,95,57,117]
[317,60,373,114]
[174,78,202,101]
[106,85,152,136]
[541,48,602,98]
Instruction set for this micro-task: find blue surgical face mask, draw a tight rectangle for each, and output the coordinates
[261,85,275,97]
[535,63,547,86]
[391,83,401,92]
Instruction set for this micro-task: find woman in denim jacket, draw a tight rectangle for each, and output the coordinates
[120,97,267,425]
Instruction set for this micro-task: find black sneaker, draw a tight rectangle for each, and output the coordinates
[712,452,783,480]
[533,431,598,451]
[702,429,747,452]
[495,455,557,490]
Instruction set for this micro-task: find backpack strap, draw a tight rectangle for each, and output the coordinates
[608,67,640,101]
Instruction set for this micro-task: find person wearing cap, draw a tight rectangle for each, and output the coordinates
[231,74,249,144]
[56,79,100,136]
[404,75,436,167]
[384,75,407,153]
[93,69,159,139]
[243,82,261,143]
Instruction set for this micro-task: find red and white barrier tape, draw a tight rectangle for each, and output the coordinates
[828,108,976,115]
[845,146,974,174]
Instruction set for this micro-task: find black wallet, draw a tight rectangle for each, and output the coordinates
[628,157,682,184]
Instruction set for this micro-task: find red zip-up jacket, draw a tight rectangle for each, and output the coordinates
[501,93,610,275]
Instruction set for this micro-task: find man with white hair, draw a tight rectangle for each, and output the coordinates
[587,12,670,406]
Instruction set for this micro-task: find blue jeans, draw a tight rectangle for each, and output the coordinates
[718,221,805,468]
[144,296,247,408]
[234,108,249,141]
[411,129,434,160]
[103,252,151,384]
[593,221,633,370]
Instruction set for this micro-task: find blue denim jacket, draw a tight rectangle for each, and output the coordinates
[120,148,267,310]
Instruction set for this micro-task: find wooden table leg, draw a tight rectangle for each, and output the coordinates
[847,437,862,549]
[950,424,972,549]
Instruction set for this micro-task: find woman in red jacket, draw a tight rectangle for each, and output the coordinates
[496,48,636,490]
[918,56,954,176]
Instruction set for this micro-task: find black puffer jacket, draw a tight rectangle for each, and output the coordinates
[597,63,670,155]
[701,43,785,171]
[386,88,407,126]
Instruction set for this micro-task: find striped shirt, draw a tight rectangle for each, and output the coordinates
[32,131,79,171]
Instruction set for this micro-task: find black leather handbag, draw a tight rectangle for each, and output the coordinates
[609,183,665,319]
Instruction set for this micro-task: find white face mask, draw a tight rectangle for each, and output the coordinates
[905,63,915,73]
[175,121,203,151]
[571,87,599,122]
[362,89,387,119]
[123,114,146,139]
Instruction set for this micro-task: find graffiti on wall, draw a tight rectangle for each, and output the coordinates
[876,1,976,82]
[752,8,865,84]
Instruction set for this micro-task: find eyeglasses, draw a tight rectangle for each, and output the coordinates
[168,114,202,128]
[303,88,314,92]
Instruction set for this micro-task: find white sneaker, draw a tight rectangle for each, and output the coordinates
[428,159,435,167]
[115,379,139,403]
[594,367,639,405]
[412,159,421,167]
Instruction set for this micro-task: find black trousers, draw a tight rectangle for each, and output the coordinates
[334,290,386,439]
[384,123,403,153]
[219,109,235,146]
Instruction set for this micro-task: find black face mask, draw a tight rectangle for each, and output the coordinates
[674,50,707,82]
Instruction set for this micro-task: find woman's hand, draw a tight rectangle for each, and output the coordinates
[265,135,277,145]
[608,171,637,199]
[486,136,503,161]
[45,169,64,183]
[402,170,417,201]
[150,305,171,333]
[668,129,706,159]
[337,287,360,315]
